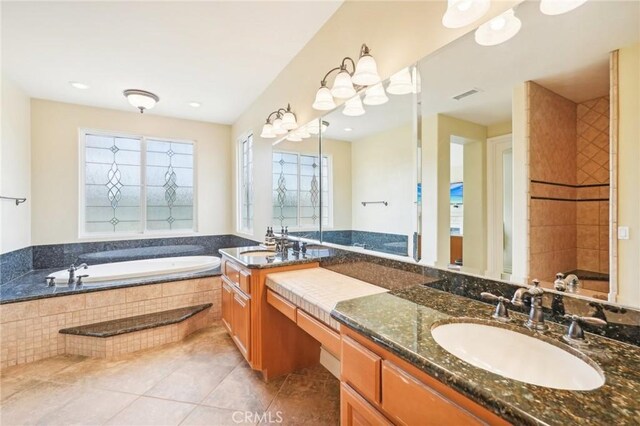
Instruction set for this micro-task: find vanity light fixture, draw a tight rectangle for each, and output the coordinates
[474,8,522,46]
[286,132,302,142]
[442,0,491,29]
[363,83,389,106]
[260,104,298,138]
[540,0,588,15]
[343,96,366,117]
[312,43,381,111]
[123,89,159,113]
[387,68,414,95]
[69,81,89,90]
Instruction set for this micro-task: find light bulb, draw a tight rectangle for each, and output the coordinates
[352,55,381,86]
[331,70,356,99]
[442,0,491,29]
[312,86,336,110]
[343,96,365,117]
[387,68,414,95]
[261,123,275,139]
[474,8,521,46]
[363,83,389,106]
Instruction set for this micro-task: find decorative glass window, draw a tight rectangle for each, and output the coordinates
[81,131,195,236]
[272,151,330,228]
[238,134,253,233]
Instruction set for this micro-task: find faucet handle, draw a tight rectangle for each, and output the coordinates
[528,279,544,296]
[67,264,75,272]
[563,314,607,343]
[46,276,55,287]
[481,292,511,322]
[76,275,89,285]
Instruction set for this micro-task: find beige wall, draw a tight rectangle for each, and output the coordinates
[351,124,414,236]
[617,43,640,306]
[1,76,31,254]
[30,100,232,245]
[487,121,513,138]
[231,0,519,242]
[423,114,487,273]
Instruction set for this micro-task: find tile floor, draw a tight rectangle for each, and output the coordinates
[0,322,340,426]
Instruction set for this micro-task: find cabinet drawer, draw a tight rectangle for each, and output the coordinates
[297,310,341,358]
[381,361,483,426]
[341,336,381,404]
[225,260,241,285]
[267,290,297,322]
[239,269,251,294]
[341,383,392,426]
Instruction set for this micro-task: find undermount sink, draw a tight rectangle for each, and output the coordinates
[431,321,605,391]
[239,250,277,257]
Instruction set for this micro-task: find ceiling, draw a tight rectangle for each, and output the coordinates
[1,1,343,124]
[419,0,640,126]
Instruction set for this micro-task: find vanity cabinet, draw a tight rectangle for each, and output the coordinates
[220,254,320,377]
[340,328,510,426]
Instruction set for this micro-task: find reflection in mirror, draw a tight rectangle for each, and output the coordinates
[419,0,639,307]
[318,67,420,258]
[270,128,322,241]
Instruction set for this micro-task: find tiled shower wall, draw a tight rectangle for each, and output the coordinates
[528,81,610,281]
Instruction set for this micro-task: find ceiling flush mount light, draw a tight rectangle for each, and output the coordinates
[343,96,366,117]
[260,104,298,139]
[387,68,414,95]
[312,43,381,111]
[188,101,201,108]
[69,81,89,90]
[540,0,588,15]
[442,0,491,29]
[363,83,389,106]
[123,89,159,113]
[475,8,522,46]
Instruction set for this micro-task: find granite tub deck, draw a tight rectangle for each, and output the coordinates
[0,266,221,305]
[332,285,640,426]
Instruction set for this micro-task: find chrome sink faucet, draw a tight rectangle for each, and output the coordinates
[562,314,607,345]
[67,263,88,284]
[512,279,548,331]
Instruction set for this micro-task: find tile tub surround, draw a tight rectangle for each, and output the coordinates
[320,249,640,346]
[331,285,640,425]
[0,276,221,369]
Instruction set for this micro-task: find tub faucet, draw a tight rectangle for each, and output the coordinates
[511,279,548,332]
[67,263,88,284]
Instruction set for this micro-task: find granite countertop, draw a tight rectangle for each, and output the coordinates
[219,245,337,269]
[0,266,221,305]
[331,285,640,425]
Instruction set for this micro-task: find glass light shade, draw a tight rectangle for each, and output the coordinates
[297,126,311,139]
[540,0,588,15]
[126,93,157,110]
[281,111,298,130]
[331,70,357,99]
[387,68,414,95]
[286,132,302,142]
[272,117,287,135]
[260,123,275,138]
[312,86,337,110]
[352,55,381,86]
[475,9,521,46]
[343,96,365,117]
[307,119,329,135]
[363,83,389,106]
[442,0,491,29]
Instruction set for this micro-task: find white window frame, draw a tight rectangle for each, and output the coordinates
[236,132,254,235]
[271,149,333,231]
[78,128,198,240]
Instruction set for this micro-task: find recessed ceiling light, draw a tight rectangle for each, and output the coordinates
[188,101,201,108]
[69,81,89,90]
[344,127,353,132]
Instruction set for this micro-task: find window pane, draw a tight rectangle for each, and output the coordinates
[146,140,195,231]
[84,135,141,233]
[239,134,253,232]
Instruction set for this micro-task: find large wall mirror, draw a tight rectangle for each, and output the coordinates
[318,66,421,259]
[419,0,639,307]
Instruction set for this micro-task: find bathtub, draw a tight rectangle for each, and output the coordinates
[48,256,221,285]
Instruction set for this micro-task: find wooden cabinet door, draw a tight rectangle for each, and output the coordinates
[232,290,251,361]
[341,383,392,426]
[221,279,233,334]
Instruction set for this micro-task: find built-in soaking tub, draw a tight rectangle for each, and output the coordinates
[48,256,221,285]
